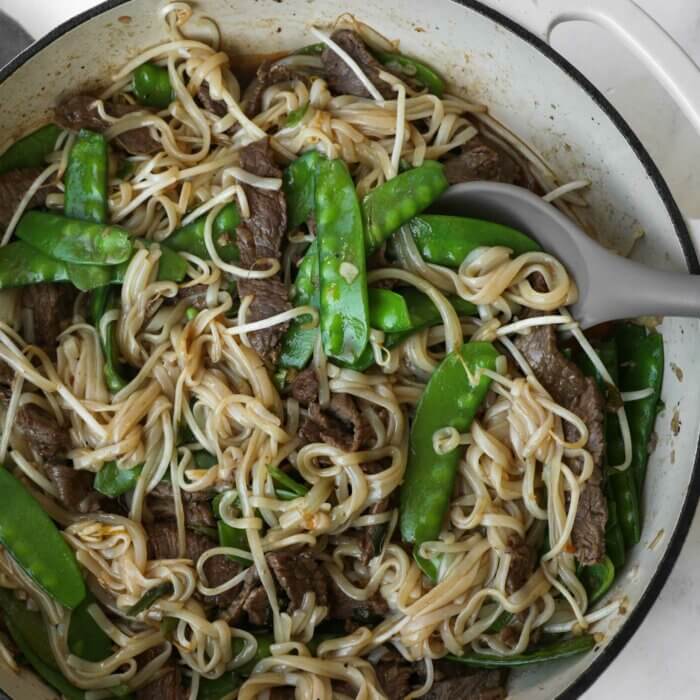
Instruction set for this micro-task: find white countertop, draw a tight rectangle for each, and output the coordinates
[2,0,700,697]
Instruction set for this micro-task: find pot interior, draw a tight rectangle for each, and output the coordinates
[0,1,697,698]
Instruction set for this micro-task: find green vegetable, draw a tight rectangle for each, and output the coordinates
[448,634,596,668]
[16,211,132,266]
[92,287,130,393]
[197,674,242,700]
[133,63,174,109]
[615,324,664,496]
[402,215,541,267]
[94,461,143,497]
[316,158,370,363]
[0,124,62,175]
[157,244,188,282]
[68,594,114,662]
[64,130,109,224]
[400,342,499,580]
[294,43,324,56]
[186,307,199,321]
[0,467,86,608]
[604,482,626,570]
[373,50,446,96]
[166,203,240,262]
[368,288,413,332]
[285,102,309,128]
[487,611,514,634]
[232,634,274,676]
[194,451,218,469]
[579,556,615,606]
[0,587,56,667]
[362,161,448,253]
[283,150,325,230]
[268,465,308,498]
[126,582,173,616]
[218,521,250,566]
[0,241,69,288]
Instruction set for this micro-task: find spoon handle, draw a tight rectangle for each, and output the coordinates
[578,252,700,328]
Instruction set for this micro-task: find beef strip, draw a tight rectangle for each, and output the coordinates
[145,521,213,563]
[374,660,413,700]
[239,137,283,179]
[195,83,228,117]
[242,585,270,626]
[423,669,507,700]
[515,323,607,564]
[267,550,328,609]
[175,284,209,311]
[55,95,160,155]
[443,136,537,191]
[148,482,216,528]
[299,394,372,452]
[268,689,295,700]
[22,282,75,352]
[290,367,319,406]
[0,167,57,228]
[200,553,243,609]
[135,647,184,700]
[220,566,262,624]
[328,575,387,622]
[45,464,103,513]
[505,534,536,596]
[360,498,390,565]
[321,30,394,99]
[242,61,302,118]
[237,277,291,366]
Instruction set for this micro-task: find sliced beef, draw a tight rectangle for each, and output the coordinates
[299,394,372,452]
[239,138,283,179]
[505,534,536,596]
[443,136,536,191]
[201,553,243,609]
[147,482,216,528]
[328,576,387,623]
[290,367,319,406]
[268,689,295,700]
[267,550,328,609]
[145,521,212,563]
[374,660,413,700]
[175,284,209,311]
[515,323,607,564]
[321,30,394,99]
[220,566,263,624]
[360,498,390,565]
[423,668,507,700]
[242,61,302,118]
[135,647,184,700]
[237,277,291,366]
[0,167,57,228]
[45,464,102,513]
[22,282,75,353]
[242,585,270,626]
[195,83,227,117]
[55,95,160,155]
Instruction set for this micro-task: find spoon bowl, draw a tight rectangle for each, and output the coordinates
[435,182,700,328]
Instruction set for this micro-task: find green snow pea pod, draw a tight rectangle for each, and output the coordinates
[316,158,369,363]
[294,43,324,56]
[268,465,308,498]
[166,203,240,262]
[198,673,243,700]
[218,520,250,566]
[232,634,274,675]
[68,594,114,662]
[16,211,132,265]
[0,240,69,288]
[127,582,173,616]
[615,323,664,496]
[368,288,413,333]
[0,123,62,175]
[0,587,55,667]
[285,102,309,128]
[373,50,446,96]
[402,215,540,267]
[362,161,448,253]
[579,556,615,606]
[400,342,499,580]
[94,461,143,497]
[0,467,86,608]
[64,129,109,224]
[448,634,596,668]
[133,63,174,109]
[283,150,325,230]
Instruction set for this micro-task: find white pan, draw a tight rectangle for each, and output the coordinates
[0,1,699,698]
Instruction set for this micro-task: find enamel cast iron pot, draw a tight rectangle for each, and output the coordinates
[1,0,700,698]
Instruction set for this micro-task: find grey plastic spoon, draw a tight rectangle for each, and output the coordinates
[435,181,700,329]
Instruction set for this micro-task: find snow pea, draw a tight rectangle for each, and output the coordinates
[285,102,309,128]
[615,323,664,496]
[0,240,69,288]
[316,158,369,363]
[0,467,86,608]
[194,451,218,469]
[0,123,62,175]
[373,50,446,97]
[166,203,240,262]
[127,582,173,616]
[16,211,132,266]
[64,129,109,224]
[268,465,308,498]
[400,342,499,580]
[94,461,143,497]
[0,587,55,667]
[368,288,413,332]
[283,150,325,230]
[217,521,250,566]
[132,63,174,109]
[579,555,615,606]
[68,594,114,662]
[362,161,448,253]
[198,674,243,700]
[232,634,274,676]
[402,215,540,267]
[294,42,324,56]
[93,287,130,393]
[448,634,596,668]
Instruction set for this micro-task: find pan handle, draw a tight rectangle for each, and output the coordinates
[495,0,700,137]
